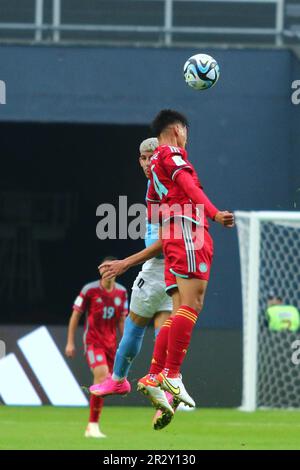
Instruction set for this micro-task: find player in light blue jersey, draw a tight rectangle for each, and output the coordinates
[90,139,174,427]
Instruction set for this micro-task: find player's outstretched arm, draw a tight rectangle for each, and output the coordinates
[214,210,235,227]
[99,238,163,279]
[65,309,82,358]
[175,169,234,227]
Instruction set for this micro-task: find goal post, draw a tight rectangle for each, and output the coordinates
[235,211,300,411]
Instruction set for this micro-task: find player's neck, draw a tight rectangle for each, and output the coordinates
[159,134,181,148]
[100,279,115,292]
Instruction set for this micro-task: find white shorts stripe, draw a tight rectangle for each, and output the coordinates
[187,223,195,272]
[187,222,196,271]
[181,220,191,272]
[182,219,196,273]
[182,219,195,273]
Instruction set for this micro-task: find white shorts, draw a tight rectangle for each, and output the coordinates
[129,258,173,319]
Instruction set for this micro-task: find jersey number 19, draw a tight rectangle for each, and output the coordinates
[103,306,115,319]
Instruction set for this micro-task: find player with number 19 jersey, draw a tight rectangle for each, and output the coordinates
[73,281,128,370]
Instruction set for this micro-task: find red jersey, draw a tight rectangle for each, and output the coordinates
[146,145,213,229]
[73,280,128,352]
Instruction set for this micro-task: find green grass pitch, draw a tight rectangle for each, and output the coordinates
[1,406,300,450]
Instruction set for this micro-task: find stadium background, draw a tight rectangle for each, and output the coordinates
[0,0,300,409]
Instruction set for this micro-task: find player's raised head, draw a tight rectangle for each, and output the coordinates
[151,109,188,148]
[139,137,158,155]
[99,255,118,279]
[101,255,118,264]
[139,137,158,179]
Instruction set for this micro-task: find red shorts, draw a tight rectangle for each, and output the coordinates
[163,218,214,294]
[85,345,115,372]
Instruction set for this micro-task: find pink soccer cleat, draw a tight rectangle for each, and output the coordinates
[89,376,131,397]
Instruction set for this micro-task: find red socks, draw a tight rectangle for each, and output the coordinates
[89,395,104,423]
[149,317,173,375]
[164,305,198,378]
[148,306,198,378]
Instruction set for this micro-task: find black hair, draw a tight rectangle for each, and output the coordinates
[268,292,282,301]
[151,109,189,137]
[99,255,118,278]
[100,255,118,265]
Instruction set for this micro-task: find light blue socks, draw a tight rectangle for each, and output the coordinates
[112,316,147,380]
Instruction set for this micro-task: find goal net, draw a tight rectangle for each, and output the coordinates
[235,211,300,411]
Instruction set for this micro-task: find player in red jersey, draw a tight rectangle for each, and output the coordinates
[100,110,234,422]
[139,109,234,408]
[65,256,128,438]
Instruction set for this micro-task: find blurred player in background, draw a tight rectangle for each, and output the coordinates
[98,110,234,426]
[90,138,178,430]
[265,292,300,332]
[65,256,128,438]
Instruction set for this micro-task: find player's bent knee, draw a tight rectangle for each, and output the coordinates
[195,298,204,314]
[180,297,204,314]
[129,311,149,327]
[188,302,202,314]
[154,311,171,330]
[195,292,206,312]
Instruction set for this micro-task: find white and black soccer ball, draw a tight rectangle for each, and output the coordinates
[183,53,220,91]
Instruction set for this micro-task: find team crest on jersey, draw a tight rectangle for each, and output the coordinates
[96,297,102,303]
[199,263,208,273]
[96,355,103,362]
[114,297,122,306]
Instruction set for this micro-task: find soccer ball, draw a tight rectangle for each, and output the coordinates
[183,53,220,90]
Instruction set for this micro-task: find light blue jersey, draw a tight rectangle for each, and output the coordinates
[145,181,163,258]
